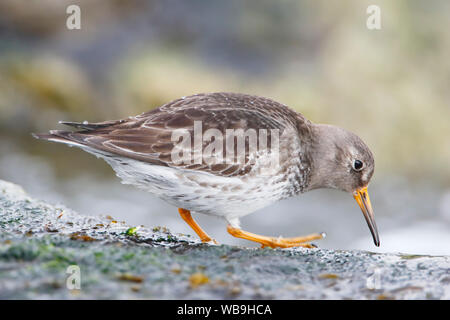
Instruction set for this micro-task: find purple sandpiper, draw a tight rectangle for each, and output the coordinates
[34,92,379,248]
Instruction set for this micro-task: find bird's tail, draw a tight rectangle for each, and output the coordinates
[32,120,120,147]
[32,130,86,148]
[57,120,119,130]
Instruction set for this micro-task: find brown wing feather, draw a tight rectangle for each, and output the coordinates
[42,93,311,177]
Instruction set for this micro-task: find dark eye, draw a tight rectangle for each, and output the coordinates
[353,160,364,171]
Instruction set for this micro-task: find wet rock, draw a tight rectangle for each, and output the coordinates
[0,179,449,299]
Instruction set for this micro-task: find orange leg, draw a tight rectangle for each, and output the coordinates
[227,225,325,248]
[178,208,217,244]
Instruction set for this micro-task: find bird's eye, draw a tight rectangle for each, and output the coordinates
[353,160,364,171]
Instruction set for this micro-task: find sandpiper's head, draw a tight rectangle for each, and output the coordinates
[309,124,379,246]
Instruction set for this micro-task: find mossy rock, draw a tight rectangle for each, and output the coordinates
[0,180,449,299]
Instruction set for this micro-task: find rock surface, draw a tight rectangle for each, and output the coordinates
[0,179,449,299]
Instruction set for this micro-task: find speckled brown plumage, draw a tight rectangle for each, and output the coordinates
[34,92,379,247]
[37,92,313,180]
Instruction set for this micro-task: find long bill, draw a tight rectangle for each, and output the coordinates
[353,186,380,247]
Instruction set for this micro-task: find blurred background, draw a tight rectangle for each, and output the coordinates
[0,0,449,255]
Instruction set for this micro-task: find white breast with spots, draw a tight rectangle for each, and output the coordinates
[94,152,290,224]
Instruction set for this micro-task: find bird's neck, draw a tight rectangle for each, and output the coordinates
[306,123,343,191]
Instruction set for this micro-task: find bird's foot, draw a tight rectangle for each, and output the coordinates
[178,208,218,245]
[260,241,317,249]
[200,236,218,245]
[227,225,325,249]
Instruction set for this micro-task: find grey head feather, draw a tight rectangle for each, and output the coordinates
[306,123,374,193]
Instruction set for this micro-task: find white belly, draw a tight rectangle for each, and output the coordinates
[96,152,288,222]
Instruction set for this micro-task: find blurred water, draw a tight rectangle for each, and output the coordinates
[1,144,449,256]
